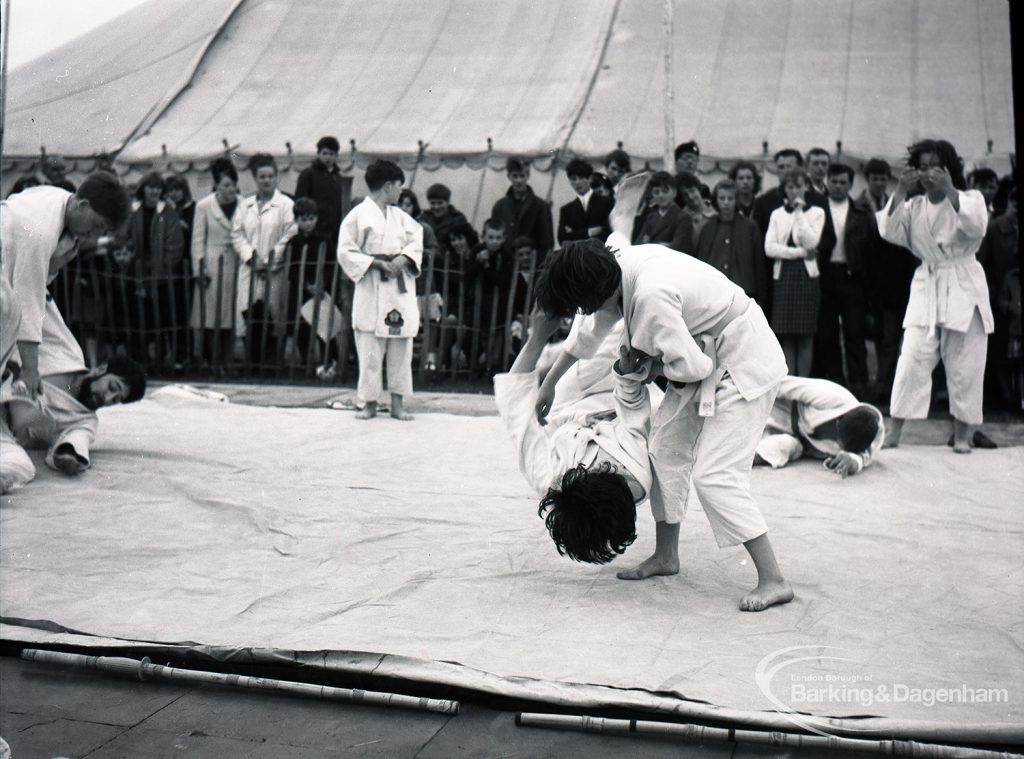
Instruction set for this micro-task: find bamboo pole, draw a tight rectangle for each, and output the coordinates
[22,649,459,716]
[516,713,1020,759]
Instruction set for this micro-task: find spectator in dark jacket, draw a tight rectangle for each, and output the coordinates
[294,136,344,244]
[491,157,553,263]
[968,167,999,215]
[282,197,337,368]
[812,163,880,395]
[637,171,693,252]
[127,171,184,365]
[858,158,917,401]
[425,183,469,252]
[696,179,768,306]
[977,185,1018,408]
[467,218,514,369]
[728,160,762,219]
[557,159,613,244]
[603,149,631,190]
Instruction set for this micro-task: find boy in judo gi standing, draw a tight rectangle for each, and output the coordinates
[337,161,423,420]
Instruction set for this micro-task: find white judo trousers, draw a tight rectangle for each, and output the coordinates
[354,333,413,403]
[891,310,987,424]
[649,373,776,548]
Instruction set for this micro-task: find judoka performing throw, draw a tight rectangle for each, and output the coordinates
[518,173,794,611]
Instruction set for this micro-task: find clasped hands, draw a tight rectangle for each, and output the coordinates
[371,255,411,277]
[897,165,955,195]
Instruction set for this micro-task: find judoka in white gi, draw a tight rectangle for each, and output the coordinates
[0,339,147,492]
[495,310,663,562]
[754,376,884,478]
[0,174,129,397]
[0,173,142,492]
[338,160,423,420]
[876,140,993,453]
[534,173,793,612]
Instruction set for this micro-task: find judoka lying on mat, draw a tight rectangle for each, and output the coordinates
[494,309,658,563]
[754,376,884,478]
[1,311,146,492]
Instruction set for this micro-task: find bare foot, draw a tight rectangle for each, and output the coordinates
[952,439,972,454]
[881,431,900,449]
[616,554,679,581]
[389,396,412,421]
[739,579,794,612]
[355,403,377,420]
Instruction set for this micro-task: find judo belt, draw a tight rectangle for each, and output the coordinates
[922,253,975,336]
[371,254,408,293]
[660,337,719,420]
[669,293,750,418]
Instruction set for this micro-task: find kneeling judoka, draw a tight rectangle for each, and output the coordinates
[754,376,884,478]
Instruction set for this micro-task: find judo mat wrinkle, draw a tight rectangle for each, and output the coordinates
[1,392,1022,733]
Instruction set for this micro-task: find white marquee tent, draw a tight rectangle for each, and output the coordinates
[1,0,1015,214]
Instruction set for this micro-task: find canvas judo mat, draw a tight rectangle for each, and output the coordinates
[2,389,1023,741]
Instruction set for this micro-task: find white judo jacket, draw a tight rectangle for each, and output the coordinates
[563,235,786,404]
[766,376,884,472]
[337,198,423,339]
[494,366,654,503]
[876,190,993,335]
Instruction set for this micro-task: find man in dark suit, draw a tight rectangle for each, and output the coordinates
[812,163,879,395]
[557,159,614,245]
[806,147,831,198]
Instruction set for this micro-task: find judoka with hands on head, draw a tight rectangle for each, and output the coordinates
[337,160,423,421]
[532,173,793,612]
[876,139,992,453]
[754,376,884,478]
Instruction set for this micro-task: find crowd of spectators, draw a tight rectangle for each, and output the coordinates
[5,139,1019,411]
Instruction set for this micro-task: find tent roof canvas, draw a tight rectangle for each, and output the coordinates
[3,0,1015,168]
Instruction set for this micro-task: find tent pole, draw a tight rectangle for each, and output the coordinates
[662,0,675,170]
[0,0,11,158]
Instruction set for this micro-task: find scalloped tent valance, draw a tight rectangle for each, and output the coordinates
[4,0,1015,171]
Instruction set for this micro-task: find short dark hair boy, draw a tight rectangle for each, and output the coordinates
[316,136,340,153]
[293,197,318,218]
[364,160,405,192]
[565,159,594,179]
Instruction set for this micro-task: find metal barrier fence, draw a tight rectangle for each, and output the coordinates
[51,243,542,384]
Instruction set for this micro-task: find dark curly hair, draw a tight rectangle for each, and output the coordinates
[538,463,637,564]
[837,405,880,454]
[535,239,620,318]
[908,139,966,191]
